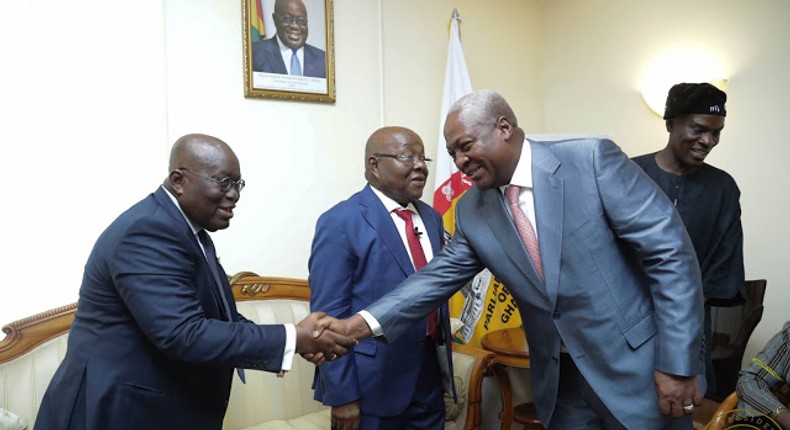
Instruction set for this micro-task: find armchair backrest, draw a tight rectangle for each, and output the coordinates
[709,279,767,401]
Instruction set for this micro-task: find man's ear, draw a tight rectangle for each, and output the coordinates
[168,170,186,196]
[665,119,674,133]
[496,116,514,140]
[367,156,381,179]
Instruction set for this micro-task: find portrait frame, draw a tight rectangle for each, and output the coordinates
[242,0,335,103]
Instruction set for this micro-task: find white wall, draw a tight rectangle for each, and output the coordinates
[0,0,541,326]
[0,0,169,323]
[1,0,785,375]
[161,0,384,281]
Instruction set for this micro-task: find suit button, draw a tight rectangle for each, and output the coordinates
[552,311,560,320]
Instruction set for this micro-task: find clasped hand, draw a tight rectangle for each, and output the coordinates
[295,312,357,365]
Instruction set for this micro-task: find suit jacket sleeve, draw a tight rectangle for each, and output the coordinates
[308,210,362,405]
[365,224,484,344]
[594,139,704,376]
[111,215,286,371]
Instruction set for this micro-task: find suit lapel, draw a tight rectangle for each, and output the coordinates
[415,201,442,253]
[265,37,287,74]
[531,141,563,309]
[359,186,415,276]
[480,189,545,290]
[154,187,229,318]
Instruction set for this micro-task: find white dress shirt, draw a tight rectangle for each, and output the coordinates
[276,35,304,75]
[500,140,539,241]
[359,186,435,336]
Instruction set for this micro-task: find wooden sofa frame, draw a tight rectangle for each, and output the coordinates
[1,272,495,430]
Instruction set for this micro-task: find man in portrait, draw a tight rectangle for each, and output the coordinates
[251,0,327,78]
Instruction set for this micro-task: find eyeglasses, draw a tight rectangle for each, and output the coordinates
[275,13,308,26]
[373,153,433,165]
[179,169,245,192]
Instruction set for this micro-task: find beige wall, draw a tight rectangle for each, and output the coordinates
[540,0,790,363]
[380,0,544,171]
[0,0,785,370]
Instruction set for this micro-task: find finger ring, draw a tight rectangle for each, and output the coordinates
[683,404,694,413]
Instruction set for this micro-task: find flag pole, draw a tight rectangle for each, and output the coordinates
[434,9,523,346]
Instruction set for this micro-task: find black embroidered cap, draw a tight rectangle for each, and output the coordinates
[664,82,727,120]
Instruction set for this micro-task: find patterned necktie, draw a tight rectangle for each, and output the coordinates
[393,209,438,339]
[290,49,302,76]
[505,185,544,281]
[198,230,246,382]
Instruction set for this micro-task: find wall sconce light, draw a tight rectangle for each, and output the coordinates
[640,50,728,117]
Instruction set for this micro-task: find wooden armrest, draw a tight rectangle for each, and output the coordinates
[0,304,76,364]
[451,343,497,430]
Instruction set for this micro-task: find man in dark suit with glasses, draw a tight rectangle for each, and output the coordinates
[309,126,456,430]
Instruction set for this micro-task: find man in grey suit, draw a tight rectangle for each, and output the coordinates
[251,0,326,78]
[313,90,706,429]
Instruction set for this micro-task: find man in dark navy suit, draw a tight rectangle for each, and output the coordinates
[35,133,353,430]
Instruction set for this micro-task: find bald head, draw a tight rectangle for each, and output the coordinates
[167,133,234,174]
[274,0,306,15]
[165,133,242,232]
[364,127,422,179]
[365,127,420,158]
[364,126,428,206]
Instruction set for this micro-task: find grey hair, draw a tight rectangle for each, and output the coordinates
[447,89,518,131]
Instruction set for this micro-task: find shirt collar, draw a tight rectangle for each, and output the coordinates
[162,185,202,236]
[276,35,303,55]
[500,139,533,194]
[369,185,418,214]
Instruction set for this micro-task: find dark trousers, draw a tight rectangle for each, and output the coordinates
[356,337,446,430]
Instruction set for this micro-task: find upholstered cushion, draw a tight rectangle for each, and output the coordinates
[222,299,329,430]
[0,408,28,430]
[0,335,68,430]
[235,409,331,430]
[444,374,466,421]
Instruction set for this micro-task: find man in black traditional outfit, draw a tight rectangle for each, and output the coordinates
[633,82,745,398]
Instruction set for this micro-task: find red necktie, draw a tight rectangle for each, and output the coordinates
[393,209,438,338]
[505,185,544,281]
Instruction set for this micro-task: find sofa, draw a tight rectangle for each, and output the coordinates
[0,272,495,430]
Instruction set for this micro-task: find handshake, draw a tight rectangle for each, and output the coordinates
[294,312,373,365]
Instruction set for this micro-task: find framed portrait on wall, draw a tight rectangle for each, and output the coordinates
[242,0,335,103]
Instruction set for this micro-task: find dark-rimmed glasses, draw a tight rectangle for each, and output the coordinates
[179,169,245,192]
[275,13,308,27]
[373,153,433,165]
